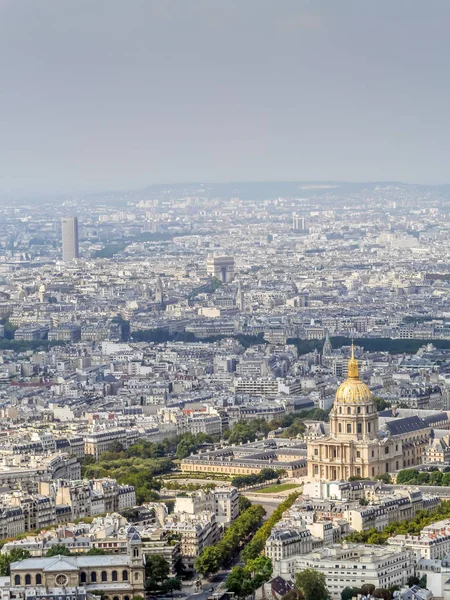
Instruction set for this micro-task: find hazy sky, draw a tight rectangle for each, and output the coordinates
[1,0,450,192]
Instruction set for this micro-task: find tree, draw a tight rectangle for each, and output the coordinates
[0,549,31,576]
[145,555,170,592]
[239,496,252,513]
[226,566,256,600]
[87,547,107,555]
[46,544,72,557]
[8,549,31,563]
[295,568,329,600]
[373,589,392,600]
[246,555,273,588]
[360,584,376,596]
[396,469,420,485]
[375,473,392,484]
[342,587,360,600]
[281,591,300,600]
[163,577,182,597]
[194,545,222,577]
[107,440,125,453]
[0,555,10,576]
[407,576,420,587]
[373,397,390,411]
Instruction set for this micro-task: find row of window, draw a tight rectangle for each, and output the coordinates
[80,569,134,583]
[338,406,373,414]
[14,570,133,586]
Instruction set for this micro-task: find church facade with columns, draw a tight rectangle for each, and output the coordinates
[307,346,429,481]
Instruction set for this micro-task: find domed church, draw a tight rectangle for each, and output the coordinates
[307,346,428,481]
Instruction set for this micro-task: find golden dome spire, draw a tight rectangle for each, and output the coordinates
[348,342,359,379]
[334,342,372,403]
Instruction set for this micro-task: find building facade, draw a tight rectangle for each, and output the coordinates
[307,346,429,481]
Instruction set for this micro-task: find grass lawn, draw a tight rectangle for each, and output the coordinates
[255,483,300,494]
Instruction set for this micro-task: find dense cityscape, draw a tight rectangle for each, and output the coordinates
[0,182,450,600]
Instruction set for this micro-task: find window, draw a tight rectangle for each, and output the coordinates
[357,407,361,414]
[25,574,31,585]
[372,450,374,457]
[14,575,20,585]
[123,570,129,581]
[112,570,118,582]
[347,407,351,414]
[36,574,42,585]
[347,424,351,433]
[80,572,87,583]
[314,466,319,474]
[314,449,318,455]
[368,423,371,432]
[385,446,389,454]
[372,467,375,476]
[91,572,97,583]
[386,462,389,473]
[338,423,342,433]
[135,572,140,580]
[102,571,107,582]
[357,423,362,434]
[356,451,361,458]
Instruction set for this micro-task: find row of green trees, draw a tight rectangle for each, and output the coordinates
[231,468,283,489]
[132,328,265,349]
[222,409,330,447]
[222,491,301,599]
[241,491,300,560]
[194,505,266,576]
[226,555,273,599]
[288,336,450,356]
[396,467,450,486]
[346,499,450,544]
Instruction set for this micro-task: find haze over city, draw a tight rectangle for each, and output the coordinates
[1,0,450,193]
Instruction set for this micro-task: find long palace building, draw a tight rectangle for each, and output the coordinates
[307,346,430,481]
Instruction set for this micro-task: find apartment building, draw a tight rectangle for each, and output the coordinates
[388,533,450,561]
[84,429,128,459]
[266,529,313,570]
[39,479,136,521]
[290,544,414,598]
[163,511,220,569]
[174,487,239,525]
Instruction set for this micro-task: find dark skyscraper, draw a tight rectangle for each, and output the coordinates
[62,217,79,261]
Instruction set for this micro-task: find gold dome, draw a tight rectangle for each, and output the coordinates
[335,344,372,403]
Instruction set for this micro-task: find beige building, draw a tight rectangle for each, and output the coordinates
[307,346,429,481]
[283,543,414,598]
[9,538,144,600]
